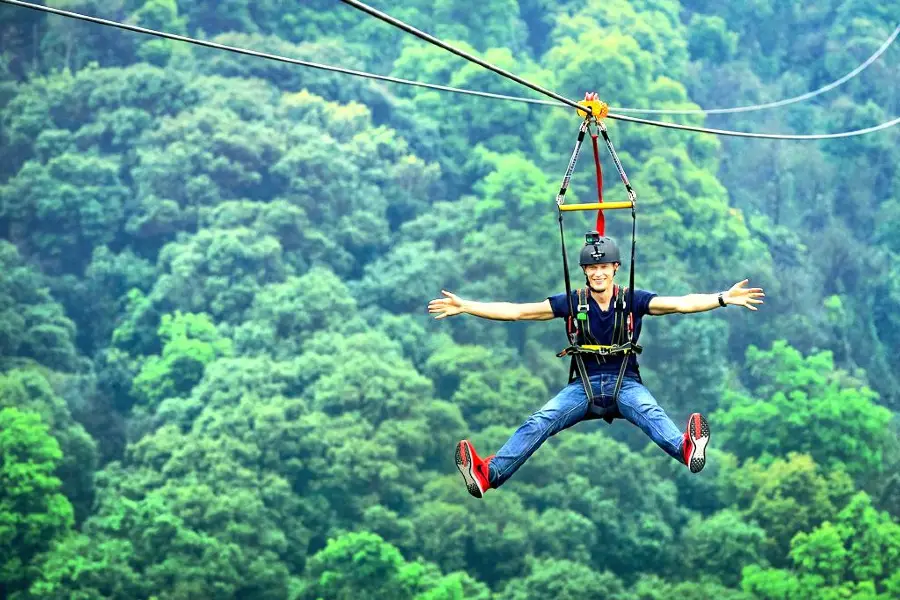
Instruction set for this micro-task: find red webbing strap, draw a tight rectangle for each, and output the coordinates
[621,285,634,335]
[590,130,605,235]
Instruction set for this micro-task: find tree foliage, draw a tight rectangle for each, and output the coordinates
[715,342,892,479]
[0,1,896,598]
[0,407,74,598]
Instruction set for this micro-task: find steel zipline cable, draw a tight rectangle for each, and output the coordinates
[337,0,900,138]
[2,0,897,140]
[337,0,900,118]
[335,0,590,113]
[614,24,899,115]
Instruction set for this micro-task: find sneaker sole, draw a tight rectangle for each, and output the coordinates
[687,413,710,473]
[455,441,484,498]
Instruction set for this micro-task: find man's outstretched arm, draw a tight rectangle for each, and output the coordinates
[428,290,555,321]
[648,279,765,315]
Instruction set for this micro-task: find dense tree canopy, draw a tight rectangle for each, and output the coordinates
[1,0,896,598]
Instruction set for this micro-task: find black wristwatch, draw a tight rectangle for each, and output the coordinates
[717,292,726,307]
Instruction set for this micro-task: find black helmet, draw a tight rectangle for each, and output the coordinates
[579,232,620,266]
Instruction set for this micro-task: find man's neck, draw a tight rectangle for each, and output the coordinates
[588,284,616,308]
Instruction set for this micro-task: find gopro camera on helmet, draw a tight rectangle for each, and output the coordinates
[579,231,620,266]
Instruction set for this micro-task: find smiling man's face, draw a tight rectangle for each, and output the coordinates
[583,262,618,293]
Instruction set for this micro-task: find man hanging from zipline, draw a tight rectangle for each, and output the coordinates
[428,234,764,498]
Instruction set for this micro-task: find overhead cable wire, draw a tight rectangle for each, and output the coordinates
[0,0,577,105]
[336,0,899,138]
[336,0,591,113]
[2,0,897,140]
[0,1,489,96]
[614,24,900,115]
[4,0,892,119]
[610,113,900,139]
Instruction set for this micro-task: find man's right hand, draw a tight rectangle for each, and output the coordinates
[428,290,465,320]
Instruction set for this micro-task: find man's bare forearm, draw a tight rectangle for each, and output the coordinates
[678,293,725,314]
[461,300,522,321]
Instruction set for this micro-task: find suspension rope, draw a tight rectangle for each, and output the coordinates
[2,0,897,140]
[596,121,636,202]
[615,24,899,115]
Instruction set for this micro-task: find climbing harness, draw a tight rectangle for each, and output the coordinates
[554,93,640,423]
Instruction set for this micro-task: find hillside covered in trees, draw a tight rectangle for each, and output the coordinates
[1,1,898,598]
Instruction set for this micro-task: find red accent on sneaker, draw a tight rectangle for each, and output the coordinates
[683,413,709,474]
[681,431,693,465]
[455,440,492,498]
[480,455,495,485]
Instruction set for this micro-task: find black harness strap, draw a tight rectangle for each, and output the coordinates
[557,120,591,338]
[610,285,632,403]
[567,285,636,422]
[554,114,640,424]
[566,287,614,422]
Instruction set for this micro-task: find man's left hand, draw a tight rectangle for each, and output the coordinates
[725,279,765,311]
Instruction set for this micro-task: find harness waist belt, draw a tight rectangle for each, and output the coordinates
[555,342,643,359]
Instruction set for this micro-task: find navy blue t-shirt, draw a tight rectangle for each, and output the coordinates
[548,288,657,377]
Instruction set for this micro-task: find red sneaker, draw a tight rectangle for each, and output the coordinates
[455,440,493,498]
[682,413,710,473]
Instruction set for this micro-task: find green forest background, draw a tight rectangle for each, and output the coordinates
[1,1,899,598]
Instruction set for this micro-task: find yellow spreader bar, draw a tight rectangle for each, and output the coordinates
[558,201,633,212]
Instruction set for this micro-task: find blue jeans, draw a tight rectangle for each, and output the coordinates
[488,374,685,487]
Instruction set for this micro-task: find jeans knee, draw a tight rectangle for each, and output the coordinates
[639,401,666,418]
[618,388,660,416]
[527,400,584,437]
[523,408,556,433]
